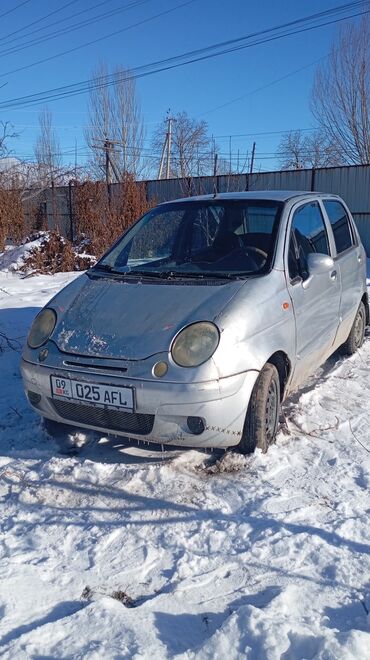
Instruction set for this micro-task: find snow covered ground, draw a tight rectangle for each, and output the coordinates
[0,266,369,659]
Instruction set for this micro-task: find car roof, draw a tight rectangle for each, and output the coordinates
[161,190,341,204]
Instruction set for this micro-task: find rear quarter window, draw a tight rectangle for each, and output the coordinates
[323,200,354,254]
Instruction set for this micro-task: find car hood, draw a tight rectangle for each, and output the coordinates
[52,273,244,360]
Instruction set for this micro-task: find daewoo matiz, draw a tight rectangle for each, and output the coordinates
[21,191,368,454]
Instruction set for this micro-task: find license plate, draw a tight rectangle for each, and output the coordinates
[50,376,134,411]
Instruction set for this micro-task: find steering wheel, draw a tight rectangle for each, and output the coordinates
[240,245,268,268]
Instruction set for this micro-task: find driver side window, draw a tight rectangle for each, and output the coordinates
[288,202,330,281]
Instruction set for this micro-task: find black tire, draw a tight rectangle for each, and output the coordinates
[238,363,280,455]
[341,301,366,356]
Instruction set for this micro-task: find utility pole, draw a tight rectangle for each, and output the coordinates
[213,152,218,177]
[213,152,218,196]
[108,147,122,183]
[165,116,173,179]
[74,138,78,179]
[92,139,122,183]
[158,136,167,180]
[158,115,174,179]
[105,139,112,186]
[250,141,256,175]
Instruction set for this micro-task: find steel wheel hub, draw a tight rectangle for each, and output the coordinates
[265,380,278,440]
[354,308,365,347]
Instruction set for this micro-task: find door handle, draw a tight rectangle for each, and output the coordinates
[330,270,337,280]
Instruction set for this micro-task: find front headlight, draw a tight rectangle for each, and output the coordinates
[171,322,219,367]
[27,308,57,349]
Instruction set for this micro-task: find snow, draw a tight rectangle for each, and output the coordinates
[0,233,96,274]
[0,234,48,273]
[0,264,369,659]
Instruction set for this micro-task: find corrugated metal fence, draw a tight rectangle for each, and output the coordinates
[32,164,370,254]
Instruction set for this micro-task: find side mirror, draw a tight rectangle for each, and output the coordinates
[307,252,334,276]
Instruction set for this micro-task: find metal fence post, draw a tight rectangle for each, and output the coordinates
[68,180,74,242]
[310,168,316,191]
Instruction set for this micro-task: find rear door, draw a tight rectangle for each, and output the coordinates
[321,199,363,345]
[286,200,341,388]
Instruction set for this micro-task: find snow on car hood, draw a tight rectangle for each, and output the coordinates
[52,272,244,359]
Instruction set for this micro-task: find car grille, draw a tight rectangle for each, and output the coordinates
[50,399,154,435]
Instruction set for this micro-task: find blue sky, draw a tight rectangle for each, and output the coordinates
[0,0,360,174]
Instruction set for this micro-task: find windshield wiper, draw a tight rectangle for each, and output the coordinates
[92,266,248,280]
[93,263,115,272]
[92,266,168,278]
[129,270,247,280]
[125,270,171,278]
[170,271,246,280]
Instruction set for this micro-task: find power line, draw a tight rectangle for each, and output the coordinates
[0,0,197,80]
[13,124,319,139]
[10,145,346,159]
[200,54,328,116]
[0,1,364,91]
[0,0,112,45]
[213,128,317,139]
[0,0,32,22]
[0,0,153,59]
[0,1,368,109]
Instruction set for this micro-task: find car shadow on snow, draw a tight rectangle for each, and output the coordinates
[51,426,214,466]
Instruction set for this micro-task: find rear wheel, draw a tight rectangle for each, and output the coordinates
[341,301,366,356]
[238,363,280,455]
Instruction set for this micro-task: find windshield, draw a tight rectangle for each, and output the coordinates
[96,199,283,278]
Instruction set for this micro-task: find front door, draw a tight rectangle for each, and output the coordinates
[286,201,341,389]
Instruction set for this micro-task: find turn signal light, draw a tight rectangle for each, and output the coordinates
[153,361,168,378]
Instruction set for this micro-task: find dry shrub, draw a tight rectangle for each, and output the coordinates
[0,188,25,250]
[21,231,95,275]
[73,174,151,258]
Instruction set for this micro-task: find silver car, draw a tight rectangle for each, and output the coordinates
[21,191,368,453]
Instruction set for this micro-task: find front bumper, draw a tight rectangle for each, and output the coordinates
[21,357,259,449]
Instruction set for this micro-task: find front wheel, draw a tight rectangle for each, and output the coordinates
[341,301,366,356]
[238,363,280,455]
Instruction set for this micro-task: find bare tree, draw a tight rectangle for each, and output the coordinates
[152,111,214,178]
[114,66,145,176]
[0,121,17,159]
[0,122,41,195]
[278,130,307,170]
[277,129,339,170]
[85,64,114,180]
[311,16,370,165]
[305,132,340,168]
[85,63,145,180]
[34,107,62,185]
